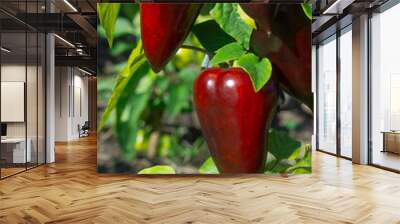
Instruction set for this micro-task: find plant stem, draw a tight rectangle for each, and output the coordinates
[181,45,212,57]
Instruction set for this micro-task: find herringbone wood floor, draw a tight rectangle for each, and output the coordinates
[1,135,400,224]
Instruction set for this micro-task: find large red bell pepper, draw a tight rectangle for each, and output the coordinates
[194,68,278,173]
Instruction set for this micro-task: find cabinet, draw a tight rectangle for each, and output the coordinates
[382,132,400,154]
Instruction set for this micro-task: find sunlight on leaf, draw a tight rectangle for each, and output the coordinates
[301,3,312,20]
[98,3,121,47]
[237,5,257,30]
[285,145,312,174]
[116,67,152,158]
[235,53,272,92]
[98,40,145,132]
[210,42,246,66]
[138,165,176,174]
[199,157,219,174]
[210,3,254,49]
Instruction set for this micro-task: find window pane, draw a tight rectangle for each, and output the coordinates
[371,3,400,171]
[27,30,38,169]
[38,32,45,165]
[318,36,337,154]
[340,28,352,158]
[1,30,28,177]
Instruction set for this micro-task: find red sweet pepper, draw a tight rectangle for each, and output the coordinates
[194,68,278,173]
[140,3,202,72]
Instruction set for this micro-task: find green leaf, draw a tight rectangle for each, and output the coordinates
[266,159,295,174]
[192,20,236,52]
[199,157,219,174]
[267,129,302,162]
[199,3,216,15]
[115,64,153,158]
[98,40,145,132]
[210,3,254,49]
[301,3,312,20]
[265,138,312,175]
[285,146,312,174]
[235,53,272,92]
[237,4,257,30]
[291,167,311,174]
[98,3,121,47]
[138,165,176,174]
[210,42,246,66]
[264,152,277,171]
[113,17,135,37]
[287,147,303,161]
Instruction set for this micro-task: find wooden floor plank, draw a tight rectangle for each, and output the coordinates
[0,135,400,223]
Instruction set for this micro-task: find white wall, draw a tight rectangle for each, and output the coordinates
[1,65,26,137]
[46,32,56,163]
[72,72,89,138]
[1,65,32,138]
[55,66,69,141]
[1,63,46,164]
[55,67,89,141]
[1,82,25,122]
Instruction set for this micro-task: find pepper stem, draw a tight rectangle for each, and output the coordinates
[181,45,212,58]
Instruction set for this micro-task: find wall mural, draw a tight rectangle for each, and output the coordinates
[97,3,313,174]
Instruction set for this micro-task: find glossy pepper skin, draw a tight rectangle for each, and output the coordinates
[194,68,278,173]
[140,4,202,72]
[241,4,312,109]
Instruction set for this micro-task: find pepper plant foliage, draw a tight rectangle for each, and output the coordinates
[98,3,121,47]
[98,3,312,174]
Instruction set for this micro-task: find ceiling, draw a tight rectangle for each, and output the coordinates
[0,0,97,74]
[311,0,390,43]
